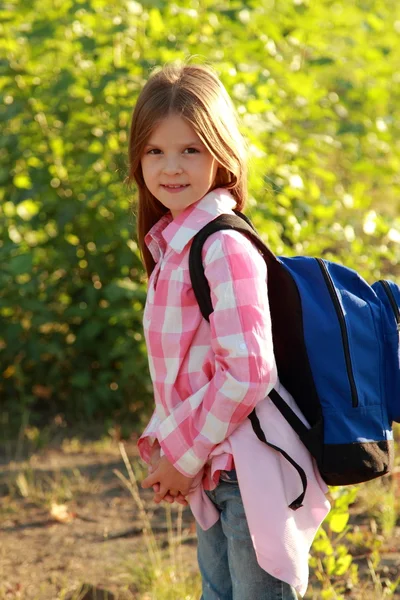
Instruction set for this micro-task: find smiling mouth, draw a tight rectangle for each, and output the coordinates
[161,184,189,189]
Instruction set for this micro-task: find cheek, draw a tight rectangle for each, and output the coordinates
[141,161,155,186]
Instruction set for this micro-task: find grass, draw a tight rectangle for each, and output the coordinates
[1,423,399,599]
[114,443,202,600]
[5,464,101,509]
[355,475,399,537]
[1,437,201,599]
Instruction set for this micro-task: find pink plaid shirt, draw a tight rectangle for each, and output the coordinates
[138,188,277,482]
[138,188,330,594]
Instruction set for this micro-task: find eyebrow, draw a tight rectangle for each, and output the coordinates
[144,140,204,149]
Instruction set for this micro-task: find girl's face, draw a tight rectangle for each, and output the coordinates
[140,114,219,219]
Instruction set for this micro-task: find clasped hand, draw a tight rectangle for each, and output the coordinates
[141,442,194,506]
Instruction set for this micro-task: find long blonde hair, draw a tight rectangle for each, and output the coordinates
[127,63,248,276]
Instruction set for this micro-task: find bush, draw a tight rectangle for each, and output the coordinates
[1,0,399,428]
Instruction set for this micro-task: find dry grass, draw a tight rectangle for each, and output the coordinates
[113,443,201,600]
[1,428,399,599]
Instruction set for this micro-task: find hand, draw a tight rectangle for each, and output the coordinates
[152,482,188,506]
[149,441,161,474]
[147,443,187,505]
[142,456,195,504]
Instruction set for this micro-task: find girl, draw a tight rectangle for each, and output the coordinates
[128,63,330,600]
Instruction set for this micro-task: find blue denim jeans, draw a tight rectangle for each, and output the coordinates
[196,471,298,600]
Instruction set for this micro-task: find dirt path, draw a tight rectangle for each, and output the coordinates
[1,438,400,599]
[0,440,197,599]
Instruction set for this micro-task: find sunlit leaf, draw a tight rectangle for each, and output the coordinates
[13,174,32,189]
[328,512,349,533]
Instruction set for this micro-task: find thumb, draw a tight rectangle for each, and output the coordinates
[141,470,158,489]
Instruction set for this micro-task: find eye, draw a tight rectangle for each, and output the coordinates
[183,147,199,154]
[146,148,162,155]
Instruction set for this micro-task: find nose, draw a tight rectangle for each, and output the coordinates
[162,156,183,175]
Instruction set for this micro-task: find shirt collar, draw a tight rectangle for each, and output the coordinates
[145,188,237,261]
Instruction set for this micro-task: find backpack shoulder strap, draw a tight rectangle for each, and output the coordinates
[189,211,310,509]
[189,211,277,322]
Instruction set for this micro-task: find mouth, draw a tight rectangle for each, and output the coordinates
[161,184,190,193]
[161,184,189,189]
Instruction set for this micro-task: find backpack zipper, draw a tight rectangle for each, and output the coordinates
[378,280,400,331]
[316,259,359,407]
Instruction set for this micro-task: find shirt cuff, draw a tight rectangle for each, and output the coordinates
[137,412,162,464]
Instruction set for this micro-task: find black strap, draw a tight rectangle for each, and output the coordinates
[248,408,307,510]
[189,212,277,322]
[189,211,309,510]
[269,389,310,442]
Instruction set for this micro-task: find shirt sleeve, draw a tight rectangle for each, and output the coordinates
[137,409,162,464]
[155,229,278,477]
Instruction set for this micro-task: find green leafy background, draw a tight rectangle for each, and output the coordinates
[1,0,399,431]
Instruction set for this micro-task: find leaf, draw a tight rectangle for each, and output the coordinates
[70,372,91,389]
[308,57,335,66]
[13,174,32,189]
[16,199,40,220]
[0,167,10,184]
[77,321,103,340]
[312,535,333,555]
[103,281,135,302]
[334,553,352,576]
[328,512,349,533]
[8,254,33,275]
[337,122,366,135]
[149,8,164,35]
[50,503,76,523]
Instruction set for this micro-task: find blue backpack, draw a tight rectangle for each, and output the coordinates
[189,212,400,507]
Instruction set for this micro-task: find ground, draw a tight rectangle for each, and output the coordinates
[0,436,198,599]
[1,433,400,599]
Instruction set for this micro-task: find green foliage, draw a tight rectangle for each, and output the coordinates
[1,0,400,427]
[309,487,360,597]
[308,478,400,598]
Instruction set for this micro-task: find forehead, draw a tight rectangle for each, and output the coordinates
[147,114,201,143]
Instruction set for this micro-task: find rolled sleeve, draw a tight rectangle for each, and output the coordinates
[156,230,277,477]
[137,410,162,464]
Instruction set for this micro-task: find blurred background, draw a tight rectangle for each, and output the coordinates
[1,0,400,439]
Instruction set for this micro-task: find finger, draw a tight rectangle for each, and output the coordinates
[155,495,172,504]
[160,493,175,503]
[163,495,175,504]
[152,483,160,492]
[161,492,187,506]
[157,495,175,505]
[155,491,172,503]
[175,495,188,506]
[154,493,168,504]
[168,489,179,497]
[154,484,169,503]
[141,472,157,489]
